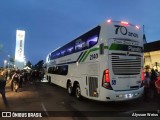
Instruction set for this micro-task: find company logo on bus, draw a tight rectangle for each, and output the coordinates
[128,46,142,52]
[114,25,138,38]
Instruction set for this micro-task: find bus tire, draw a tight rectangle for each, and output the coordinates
[75,84,81,99]
[67,82,73,96]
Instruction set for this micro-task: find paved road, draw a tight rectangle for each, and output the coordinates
[0,80,160,120]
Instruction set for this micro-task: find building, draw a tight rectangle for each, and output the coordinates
[144,40,160,71]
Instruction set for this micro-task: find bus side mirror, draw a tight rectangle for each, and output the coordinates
[99,43,104,55]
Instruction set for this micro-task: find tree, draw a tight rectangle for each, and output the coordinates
[35,60,44,71]
[26,61,32,68]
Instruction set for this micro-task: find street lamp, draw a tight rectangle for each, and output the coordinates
[4,60,7,69]
[14,65,16,69]
[8,55,10,68]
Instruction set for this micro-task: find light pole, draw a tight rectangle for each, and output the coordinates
[8,55,10,68]
[4,60,7,69]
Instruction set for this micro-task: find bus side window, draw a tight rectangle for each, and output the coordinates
[75,40,83,52]
[99,43,104,55]
[48,67,52,74]
[52,67,55,74]
[67,46,74,55]
[87,36,98,48]
[62,65,68,75]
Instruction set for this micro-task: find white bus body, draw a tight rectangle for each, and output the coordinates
[45,20,144,101]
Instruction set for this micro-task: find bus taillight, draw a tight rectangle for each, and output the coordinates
[102,69,113,90]
[105,69,110,82]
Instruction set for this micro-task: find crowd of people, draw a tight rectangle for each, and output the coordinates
[143,68,160,111]
[0,68,45,109]
[143,69,158,100]
[5,69,44,91]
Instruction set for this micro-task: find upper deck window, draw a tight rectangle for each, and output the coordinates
[67,46,74,54]
[50,26,101,60]
[86,35,98,48]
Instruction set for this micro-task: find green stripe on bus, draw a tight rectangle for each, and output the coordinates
[104,46,108,49]
[79,51,88,62]
[109,43,122,50]
[79,45,108,63]
[81,48,99,62]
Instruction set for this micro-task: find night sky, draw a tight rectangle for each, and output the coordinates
[0,0,160,66]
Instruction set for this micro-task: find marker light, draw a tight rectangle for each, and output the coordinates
[140,69,145,88]
[121,21,129,25]
[107,19,112,23]
[142,69,145,81]
[135,25,140,29]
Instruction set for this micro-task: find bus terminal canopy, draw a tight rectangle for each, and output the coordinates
[23,66,31,70]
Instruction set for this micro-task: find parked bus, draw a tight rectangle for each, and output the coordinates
[45,19,144,101]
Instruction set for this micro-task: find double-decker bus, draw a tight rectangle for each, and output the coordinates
[45,19,144,101]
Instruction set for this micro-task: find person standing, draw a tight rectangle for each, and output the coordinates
[0,74,9,108]
[155,78,160,112]
[150,69,158,100]
[11,70,20,92]
[19,70,23,88]
[143,70,150,101]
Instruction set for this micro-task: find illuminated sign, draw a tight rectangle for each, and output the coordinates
[15,30,25,62]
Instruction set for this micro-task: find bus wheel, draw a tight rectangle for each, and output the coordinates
[75,85,81,99]
[67,83,73,95]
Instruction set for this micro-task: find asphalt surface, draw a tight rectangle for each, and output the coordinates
[0,80,160,120]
